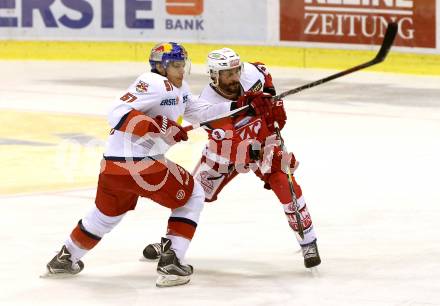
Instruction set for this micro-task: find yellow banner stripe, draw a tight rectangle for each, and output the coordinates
[0,40,439,75]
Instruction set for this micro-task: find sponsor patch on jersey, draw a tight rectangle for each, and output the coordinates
[135,80,149,93]
[160,98,178,106]
[248,80,263,92]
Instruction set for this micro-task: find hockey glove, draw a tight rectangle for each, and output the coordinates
[235,91,273,117]
[152,115,188,144]
[266,99,287,132]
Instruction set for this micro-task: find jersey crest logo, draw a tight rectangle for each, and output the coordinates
[135,80,149,93]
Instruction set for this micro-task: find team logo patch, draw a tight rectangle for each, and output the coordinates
[135,80,149,93]
[176,189,186,200]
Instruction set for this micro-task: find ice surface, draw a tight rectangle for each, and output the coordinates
[0,61,439,306]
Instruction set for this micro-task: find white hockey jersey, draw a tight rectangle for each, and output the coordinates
[104,71,231,159]
[198,62,268,165]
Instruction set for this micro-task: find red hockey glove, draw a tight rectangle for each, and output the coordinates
[266,99,287,132]
[270,146,298,174]
[152,115,188,144]
[236,91,273,117]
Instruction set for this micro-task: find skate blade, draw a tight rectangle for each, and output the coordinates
[156,275,190,288]
[40,271,78,279]
[308,267,320,277]
[139,256,159,262]
[40,269,80,279]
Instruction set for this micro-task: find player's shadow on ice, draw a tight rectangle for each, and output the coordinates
[41,258,317,295]
[191,258,315,284]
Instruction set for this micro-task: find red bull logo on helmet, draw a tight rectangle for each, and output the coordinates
[149,42,188,69]
[152,43,173,53]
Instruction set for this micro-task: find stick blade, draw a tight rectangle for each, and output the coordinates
[375,22,398,63]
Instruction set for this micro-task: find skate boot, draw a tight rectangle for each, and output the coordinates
[156,237,193,287]
[43,245,84,278]
[142,242,161,261]
[301,239,321,268]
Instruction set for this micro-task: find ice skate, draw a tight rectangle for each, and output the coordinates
[156,237,193,287]
[141,242,161,261]
[41,245,84,278]
[301,239,321,268]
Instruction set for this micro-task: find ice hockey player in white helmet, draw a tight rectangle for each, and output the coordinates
[143,47,321,269]
[43,42,267,287]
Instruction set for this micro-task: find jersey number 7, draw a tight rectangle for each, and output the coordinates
[120,92,137,103]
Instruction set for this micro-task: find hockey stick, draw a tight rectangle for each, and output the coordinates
[273,121,304,241]
[183,22,397,132]
[183,105,249,132]
[274,22,398,100]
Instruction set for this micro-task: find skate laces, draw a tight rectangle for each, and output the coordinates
[152,243,162,254]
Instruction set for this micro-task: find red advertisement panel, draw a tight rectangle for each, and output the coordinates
[280,0,436,48]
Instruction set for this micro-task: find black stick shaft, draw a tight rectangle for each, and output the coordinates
[184,23,397,131]
[275,22,398,100]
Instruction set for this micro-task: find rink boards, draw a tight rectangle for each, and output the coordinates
[1,40,440,75]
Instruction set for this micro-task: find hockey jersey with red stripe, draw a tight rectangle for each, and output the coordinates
[199,62,275,167]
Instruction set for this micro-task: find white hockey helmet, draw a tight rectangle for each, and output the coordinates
[207,48,242,83]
